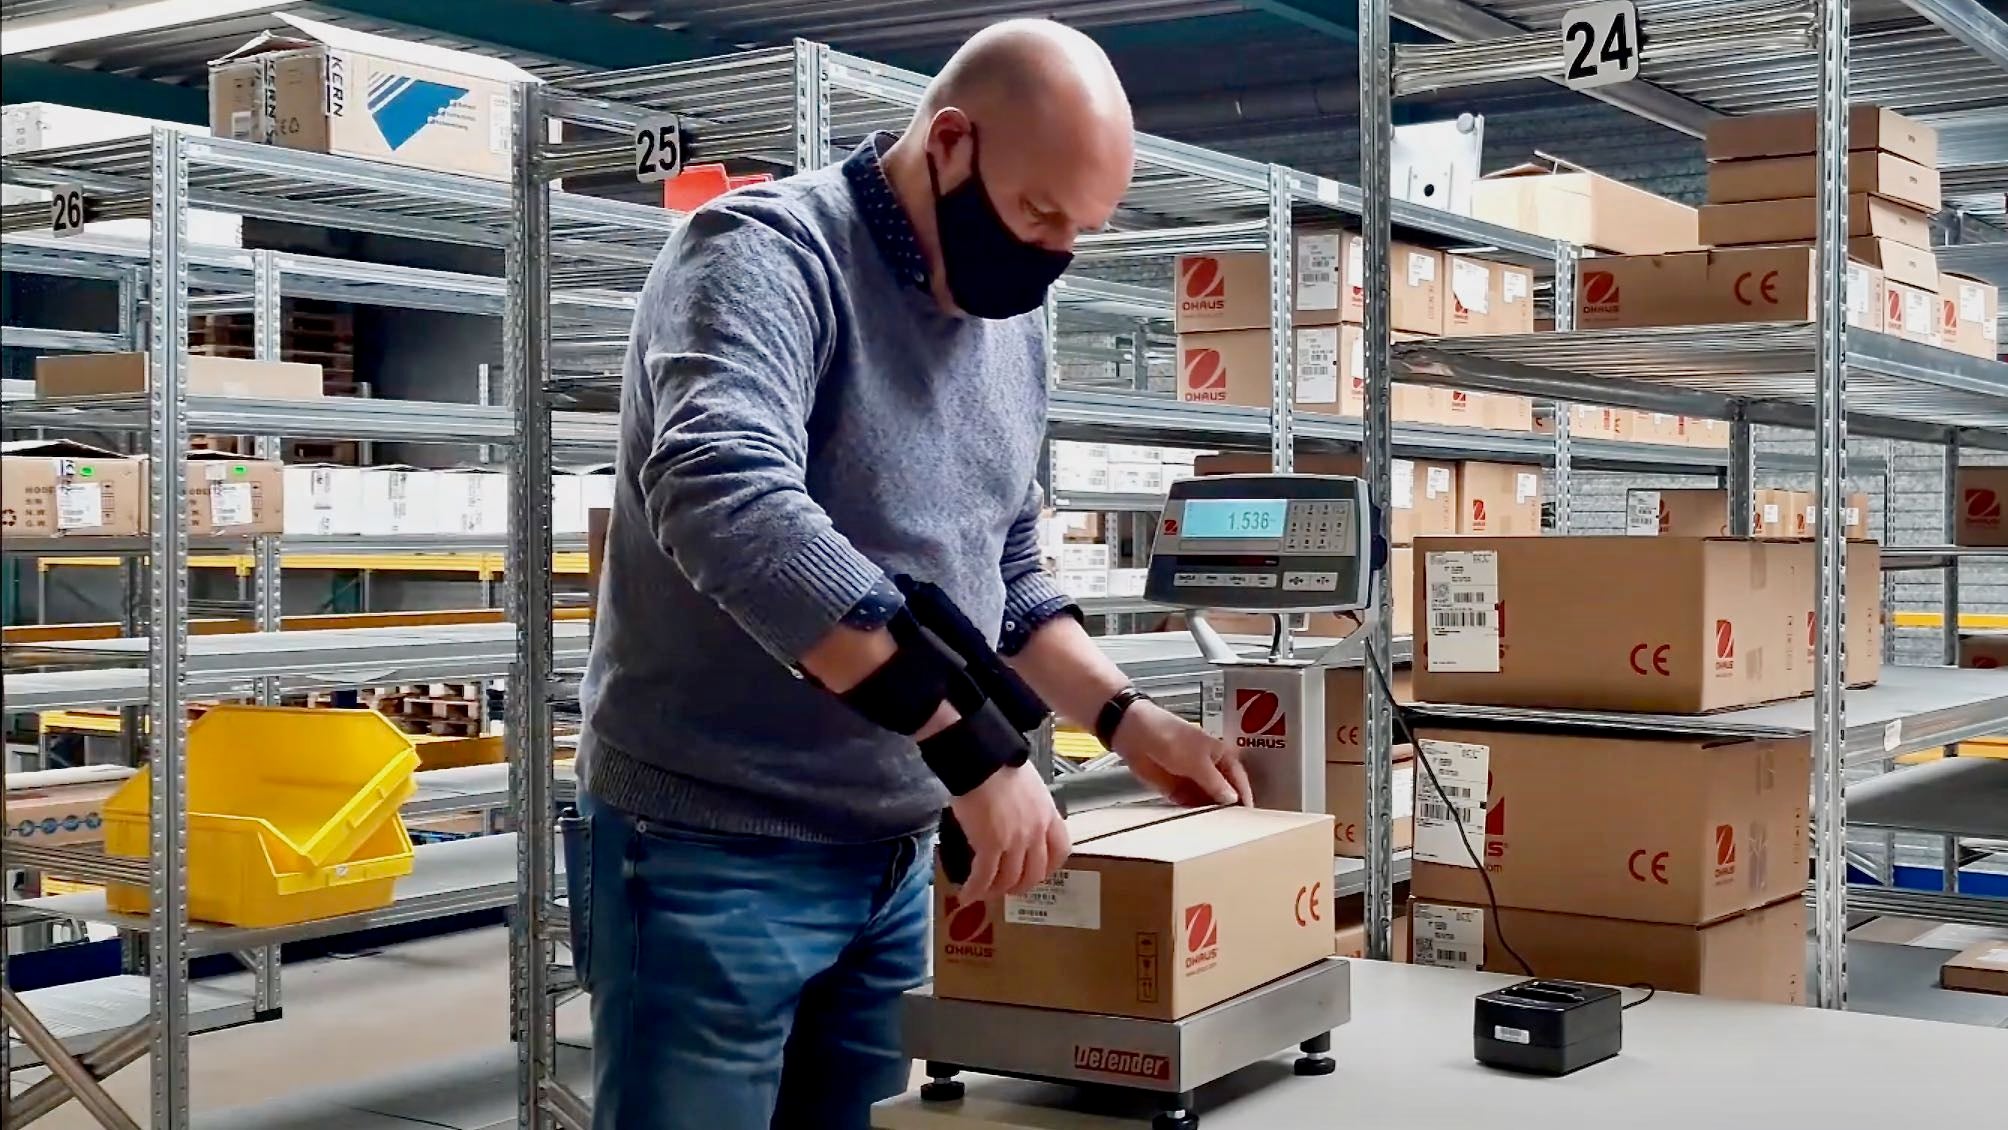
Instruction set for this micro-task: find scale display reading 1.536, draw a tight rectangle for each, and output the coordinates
[1180,499,1287,539]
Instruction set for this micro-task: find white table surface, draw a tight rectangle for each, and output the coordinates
[873,961,2008,1128]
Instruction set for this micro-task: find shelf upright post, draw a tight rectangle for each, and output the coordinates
[250,249,285,1019]
[146,124,196,1129]
[1727,409,1756,536]
[1265,164,1295,478]
[507,80,561,1130]
[1549,242,1579,533]
[1357,0,1398,962]
[1942,440,1961,666]
[794,39,831,173]
[1810,0,1852,1011]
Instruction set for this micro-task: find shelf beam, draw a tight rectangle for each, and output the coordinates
[1897,0,2008,72]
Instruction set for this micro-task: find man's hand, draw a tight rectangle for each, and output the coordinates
[1112,701,1254,808]
[950,763,1071,902]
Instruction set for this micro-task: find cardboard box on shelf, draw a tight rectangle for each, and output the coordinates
[1334,908,1410,962]
[1322,666,1415,763]
[1058,512,1104,543]
[1753,488,1808,539]
[1939,273,2000,359]
[1885,280,1940,345]
[1704,104,1937,167]
[1845,492,1873,540]
[1328,748,1415,858]
[1392,244,1445,336]
[1456,463,1542,537]
[1534,405,1630,441]
[1176,329,1343,415]
[1408,897,1805,1004]
[1941,943,2008,996]
[1108,568,1149,599]
[1060,542,1112,572]
[208,13,541,181]
[181,452,283,535]
[358,466,441,536]
[1173,230,1359,334]
[931,805,1335,1020]
[1408,725,1811,925]
[0,440,144,537]
[1411,537,1812,713]
[1051,441,1111,495]
[1847,261,1889,333]
[434,468,509,536]
[35,352,323,401]
[1685,418,1732,448]
[1058,569,1110,599]
[1471,162,1700,255]
[1195,453,1456,545]
[1700,195,1933,250]
[1577,246,1886,331]
[1959,632,2008,668]
[1705,150,1940,213]
[1844,547,1885,688]
[553,465,616,535]
[282,464,366,536]
[1108,461,1168,496]
[1951,463,2007,541]
[3,768,134,847]
[1437,390,1534,433]
[1851,239,1939,292]
[1443,256,1537,337]
[1626,488,1729,538]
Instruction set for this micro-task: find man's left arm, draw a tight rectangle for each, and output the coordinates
[997,483,1250,807]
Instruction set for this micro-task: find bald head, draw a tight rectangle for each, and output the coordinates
[885,19,1134,264]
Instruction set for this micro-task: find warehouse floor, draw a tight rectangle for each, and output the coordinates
[26,922,2008,1130]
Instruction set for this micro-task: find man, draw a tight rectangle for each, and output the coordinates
[571,19,1250,1130]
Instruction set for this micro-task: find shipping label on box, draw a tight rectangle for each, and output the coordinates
[1885,280,1939,345]
[0,440,144,537]
[184,453,284,535]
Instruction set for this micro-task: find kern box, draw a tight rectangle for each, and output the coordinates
[931,805,1335,1020]
[209,13,540,181]
[1408,897,1805,1004]
[1456,463,1542,537]
[1327,748,1414,859]
[1408,726,1811,925]
[36,352,323,400]
[1576,246,1885,331]
[0,440,144,537]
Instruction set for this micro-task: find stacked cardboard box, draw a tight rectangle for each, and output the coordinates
[1625,487,1872,541]
[1472,161,1700,255]
[1173,230,1535,422]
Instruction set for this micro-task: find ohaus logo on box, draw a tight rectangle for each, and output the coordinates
[1232,688,1287,750]
[1965,488,2002,527]
[940,896,995,961]
[1714,823,1737,881]
[1582,270,1622,314]
[1179,257,1228,313]
[1183,902,1220,972]
[1181,348,1228,402]
[1714,618,1736,672]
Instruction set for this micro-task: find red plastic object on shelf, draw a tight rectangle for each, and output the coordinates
[662,165,775,211]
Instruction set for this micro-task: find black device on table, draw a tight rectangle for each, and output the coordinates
[1474,980,1624,1076]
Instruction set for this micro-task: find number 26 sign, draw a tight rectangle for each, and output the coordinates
[1561,1,1640,91]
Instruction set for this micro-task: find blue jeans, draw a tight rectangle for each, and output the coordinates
[563,791,932,1130]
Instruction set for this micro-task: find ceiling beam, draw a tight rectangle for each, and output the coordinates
[0,57,206,124]
[1391,0,1722,137]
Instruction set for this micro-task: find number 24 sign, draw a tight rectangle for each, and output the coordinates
[1561,1,1640,91]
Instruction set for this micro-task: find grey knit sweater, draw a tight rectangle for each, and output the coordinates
[577,140,1067,843]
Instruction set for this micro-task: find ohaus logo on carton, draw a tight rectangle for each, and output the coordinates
[1183,902,1220,972]
[1582,270,1622,313]
[1714,619,1736,672]
[941,896,994,961]
[1180,257,1228,313]
[1182,348,1228,402]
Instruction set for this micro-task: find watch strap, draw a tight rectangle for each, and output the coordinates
[1094,686,1150,750]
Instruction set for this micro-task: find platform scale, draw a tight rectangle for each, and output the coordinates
[905,473,1379,1129]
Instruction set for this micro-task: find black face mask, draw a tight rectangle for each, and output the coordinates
[927,129,1074,320]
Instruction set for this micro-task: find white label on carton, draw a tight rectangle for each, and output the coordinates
[1406,252,1436,286]
[1626,490,1662,536]
[1347,238,1364,290]
[1883,719,1902,753]
[1425,551,1500,673]
[1903,288,1933,338]
[1394,763,1416,826]
[1296,326,1340,403]
[1515,472,1540,504]
[55,483,102,530]
[1426,466,1452,499]
[1452,259,1491,316]
[1843,506,1862,529]
[1503,271,1530,304]
[1959,283,1985,324]
[1005,868,1101,930]
[1201,672,1224,738]
[1414,742,1490,868]
[489,94,510,156]
[210,482,254,529]
[1762,503,1781,526]
[1847,265,1871,323]
[1494,1026,1532,1045]
[230,110,254,139]
[1413,902,1485,969]
[1350,335,1366,388]
[1298,233,1342,311]
[1392,459,1415,511]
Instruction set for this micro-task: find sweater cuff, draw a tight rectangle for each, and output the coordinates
[734,528,889,660]
[999,571,1079,656]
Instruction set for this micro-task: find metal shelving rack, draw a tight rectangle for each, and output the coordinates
[1359,0,2008,1009]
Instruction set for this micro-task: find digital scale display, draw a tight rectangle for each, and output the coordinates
[1181,499,1287,539]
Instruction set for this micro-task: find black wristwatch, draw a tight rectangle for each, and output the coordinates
[1094,686,1151,750]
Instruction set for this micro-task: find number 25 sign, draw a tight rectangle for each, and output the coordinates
[1561,1,1640,91]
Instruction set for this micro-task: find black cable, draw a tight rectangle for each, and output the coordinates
[1349,613,1535,978]
[1622,983,1657,1011]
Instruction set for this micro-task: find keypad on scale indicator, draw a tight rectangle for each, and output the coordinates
[1284,500,1345,553]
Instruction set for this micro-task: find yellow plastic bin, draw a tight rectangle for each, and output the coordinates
[103,705,420,926]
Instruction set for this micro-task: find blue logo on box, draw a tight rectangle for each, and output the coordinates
[367,73,468,150]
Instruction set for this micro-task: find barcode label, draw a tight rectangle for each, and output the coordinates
[1005,869,1101,930]
[1424,550,1500,673]
[55,483,103,530]
[1626,490,1662,536]
[1413,740,1490,869]
[209,482,255,528]
[1413,903,1484,970]
[1297,233,1341,310]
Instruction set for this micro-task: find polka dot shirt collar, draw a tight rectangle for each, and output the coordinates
[842,132,930,292]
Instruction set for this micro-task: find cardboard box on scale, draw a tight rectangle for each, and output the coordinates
[1408,725,1811,925]
[0,440,144,537]
[932,805,1335,1020]
[1409,897,1806,1004]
